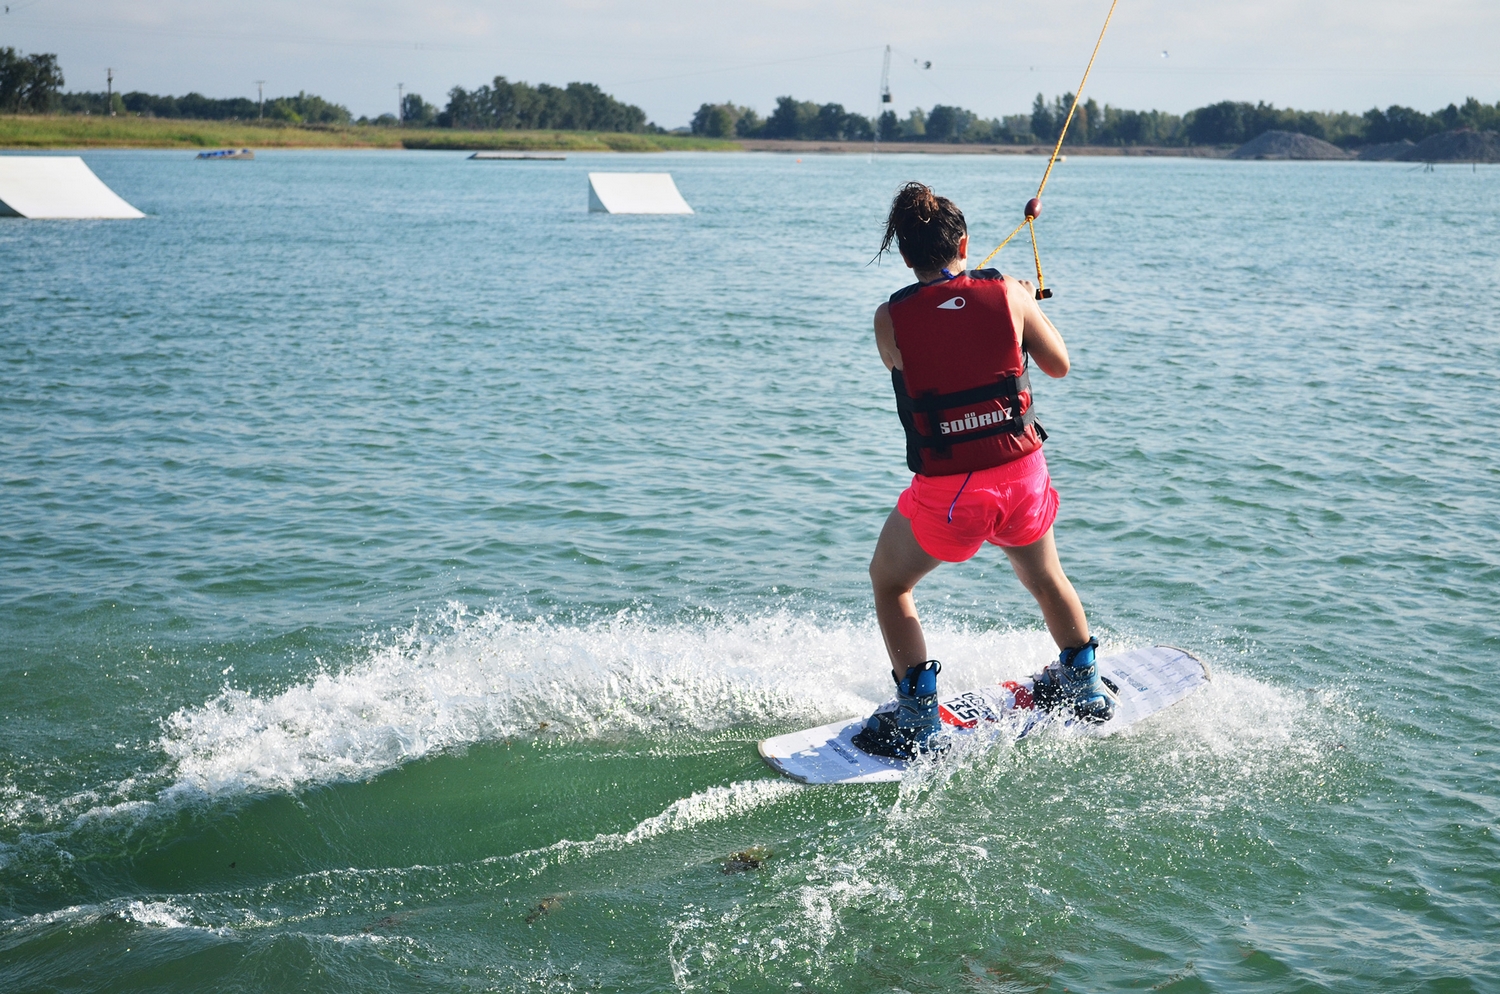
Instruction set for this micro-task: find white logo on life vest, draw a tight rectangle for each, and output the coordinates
[936,296,966,310]
[939,407,1014,435]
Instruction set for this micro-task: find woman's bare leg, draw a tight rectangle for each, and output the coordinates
[1001,526,1090,649]
[869,509,943,680]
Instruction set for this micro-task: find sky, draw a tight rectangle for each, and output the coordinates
[3,0,1497,125]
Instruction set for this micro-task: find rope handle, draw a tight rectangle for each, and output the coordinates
[973,0,1121,296]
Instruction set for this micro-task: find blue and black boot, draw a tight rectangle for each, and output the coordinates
[851,659,949,759]
[1032,637,1117,723]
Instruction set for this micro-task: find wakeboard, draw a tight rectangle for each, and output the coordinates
[759,644,1209,785]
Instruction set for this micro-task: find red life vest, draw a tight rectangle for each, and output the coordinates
[888,268,1046,476]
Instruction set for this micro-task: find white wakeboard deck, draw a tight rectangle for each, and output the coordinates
[759,644,1209,785]
[0,156,144,219]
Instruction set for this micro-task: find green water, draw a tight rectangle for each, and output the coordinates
[1,150,1497,992]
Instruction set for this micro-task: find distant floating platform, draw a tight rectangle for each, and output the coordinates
[587,172,693,214]
[197,148,254,160]
[0,155,144,219]
[469,151,566,160]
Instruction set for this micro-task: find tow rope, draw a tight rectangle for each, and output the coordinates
[974,0,1122,298]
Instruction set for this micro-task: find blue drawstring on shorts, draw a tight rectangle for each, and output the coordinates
[947,472,973,523]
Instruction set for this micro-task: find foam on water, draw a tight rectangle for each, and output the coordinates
[17,610,1339,852]
[655,669,1358,989]
[154,610,1060,802]
[1,615,1367,994]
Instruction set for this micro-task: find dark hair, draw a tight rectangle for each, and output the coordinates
[878,182,967,270]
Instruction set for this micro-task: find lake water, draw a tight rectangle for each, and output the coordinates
[2,148,1497,992]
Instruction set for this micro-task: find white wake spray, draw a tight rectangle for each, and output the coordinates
[158,610,1060,799]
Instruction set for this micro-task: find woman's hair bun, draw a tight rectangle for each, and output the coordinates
[879,182,966,270]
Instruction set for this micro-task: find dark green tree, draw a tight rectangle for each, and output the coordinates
[20,52,62,112]
[263,91,351,125]
[900,107,926,139]
[764,96,819,138]
[119,91,260,119]
[0,48,64,113]
[926,104,976,142]
[690,102,740,137]
[1435,97,1500,133]
[1456,97,1500,131]
[1183,100,1336,145]
[401,92,436,126]
[1184,101,1253,144]
[1089,106,1184,145]
[1030,93,1056,142]
[1074,97,1100,144]
[441,77,648,132]
[813,102,847,139]
[734,107,764,137]
[1361,105,1436,144]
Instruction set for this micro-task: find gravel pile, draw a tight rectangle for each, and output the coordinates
[1358,141,1416,161]
[1407,129,1500,163]
[1230,130,1351,160]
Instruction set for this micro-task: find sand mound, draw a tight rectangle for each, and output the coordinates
[1230,130,1350,160]
[1407,129,1500,163]
[1358,140,1416,161]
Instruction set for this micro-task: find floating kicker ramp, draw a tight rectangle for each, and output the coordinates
[470,151,565,160]
[587,172,692,214]
[0,156,145,219]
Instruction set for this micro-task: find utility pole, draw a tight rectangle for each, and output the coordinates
[106,68,114,116]
[397,83,404,126]
[255,80,265,119]
[875,45,891,155]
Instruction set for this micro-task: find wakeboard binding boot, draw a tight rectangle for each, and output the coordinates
[851,659,950,760]
[1031,637,1118,723]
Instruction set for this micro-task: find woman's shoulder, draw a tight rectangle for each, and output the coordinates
[888,281,924,305]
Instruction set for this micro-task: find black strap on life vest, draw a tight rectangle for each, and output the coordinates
[892,364,1047,464]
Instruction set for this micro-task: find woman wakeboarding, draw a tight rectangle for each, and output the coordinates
[852,182,1114,761]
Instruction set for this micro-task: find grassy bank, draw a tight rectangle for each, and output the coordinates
[0,115,738,151]
[738,138,1232,157]
[400,131,735,152]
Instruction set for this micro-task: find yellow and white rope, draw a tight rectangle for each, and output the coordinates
[974,0,1122,292]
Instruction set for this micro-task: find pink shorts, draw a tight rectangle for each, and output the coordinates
[896,448,1059,562]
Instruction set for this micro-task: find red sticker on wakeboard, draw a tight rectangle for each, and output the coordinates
[940,692,998,727]
[1002,680,1034,710]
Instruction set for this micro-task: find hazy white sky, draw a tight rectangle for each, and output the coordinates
[4,0,1497,124]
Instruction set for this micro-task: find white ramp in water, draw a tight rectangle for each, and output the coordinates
[0,156,144,219]
[587,172,692,214]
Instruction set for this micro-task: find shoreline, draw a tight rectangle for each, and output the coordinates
[2,117,1490,161]
[736,139,1233,157]
[0,115,1233,157]
[0,116,737,152]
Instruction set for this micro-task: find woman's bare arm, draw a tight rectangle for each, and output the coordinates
[874,302,902,371]
[1008,276,1070,378]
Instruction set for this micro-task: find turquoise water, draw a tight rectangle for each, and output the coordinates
[2,148,1497,992]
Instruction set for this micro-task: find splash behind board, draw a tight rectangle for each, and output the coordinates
[758,644,1209,785]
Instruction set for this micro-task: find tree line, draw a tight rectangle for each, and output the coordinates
[692,93,1500,148]
[57,90,354,125]
[3,48,356,123]
[434,78,648,132]
[0,47,63,113]
[2,46,653,132]
[4,44,1496,146]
